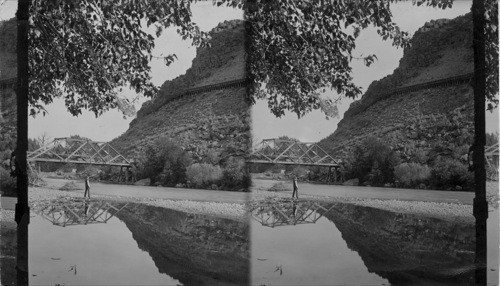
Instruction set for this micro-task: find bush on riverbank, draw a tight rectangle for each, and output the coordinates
[344,137,400,187]
[394,163,431,188]
[136,137,192,186]
[431,158,473,191]
[186,163,223,188]
[221,157,251,191]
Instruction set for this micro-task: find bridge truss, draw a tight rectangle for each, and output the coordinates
[28,137,133,182]
[486,143,499,181]
[249,199,335,228]
[28,137,131,167]
[34,198,129,227]
[248,138,342,182]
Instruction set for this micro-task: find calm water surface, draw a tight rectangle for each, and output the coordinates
[251,199,477,286]
[29,214,180,285]
[252,216,389,285]
[29,198,249,286]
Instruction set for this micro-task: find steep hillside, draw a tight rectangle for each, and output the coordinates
[320,14,474,162]
[112,20,249,164]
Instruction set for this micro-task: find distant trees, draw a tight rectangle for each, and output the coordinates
[133,136,248,191]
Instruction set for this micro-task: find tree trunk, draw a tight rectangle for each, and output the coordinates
[15,0,30,285]
[472,0,488,285]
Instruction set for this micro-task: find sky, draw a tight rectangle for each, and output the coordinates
[1,1,498,143]
[252,0,498,143]
[24,2,244,142]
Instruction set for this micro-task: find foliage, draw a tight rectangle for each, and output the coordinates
[486,132,499,146]
[345,137,400,186]
[28,0,498,120]
[136,137,191,186]
[484,0,499,111]
[221,156,250,191]
[243,0,490,117]
[203,149,222,165]
[431,157,473,190]
[0,166,16,196]
[29,0,221,116]
[28,138,41,151]
[394,163,431,188]
[289,166,309,179]
[186,163,223,189]
[99,165,121,182]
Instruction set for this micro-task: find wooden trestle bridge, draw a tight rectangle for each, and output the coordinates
[248,138,343,183]
[27,137,133,182]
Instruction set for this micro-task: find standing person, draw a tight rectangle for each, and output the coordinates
[84,176,91,198]
[292,176,299,199]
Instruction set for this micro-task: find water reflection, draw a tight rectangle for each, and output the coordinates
[29,199,249,286]
[249,199,334,227]
[251,199,476,285]
[34,198,128,227]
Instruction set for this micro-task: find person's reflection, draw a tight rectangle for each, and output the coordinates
[291,201,297,225]
[84,200,89,217]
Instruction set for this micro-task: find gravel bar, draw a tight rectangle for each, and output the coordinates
[28,186,247,221]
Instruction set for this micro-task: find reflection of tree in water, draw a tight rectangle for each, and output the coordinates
[33,198,128,227]
[249,199,334,227]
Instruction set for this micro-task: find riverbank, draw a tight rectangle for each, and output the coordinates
[28,185,247,222]
[251,181,499,223]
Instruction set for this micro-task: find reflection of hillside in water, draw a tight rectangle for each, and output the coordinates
[33,198,128,227]
[250,199,334,227]
[114,203,249,286]
[32,199,249,285]
[322,203,475,285]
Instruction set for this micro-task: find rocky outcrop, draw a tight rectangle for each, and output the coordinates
[112,20,249,163]
[320,14,474,159]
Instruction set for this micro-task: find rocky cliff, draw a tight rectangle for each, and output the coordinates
[320,14,474,162]
[112,20,250,164]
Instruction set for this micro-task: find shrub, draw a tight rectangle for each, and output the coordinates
[345,137,400,186]
[221,157,250,191]
[394,163,431,188]
[431,158,473,190]
[0,166,16,197]
[204,149,221,165]
[186,163,223,188]
[136,137,191,186]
